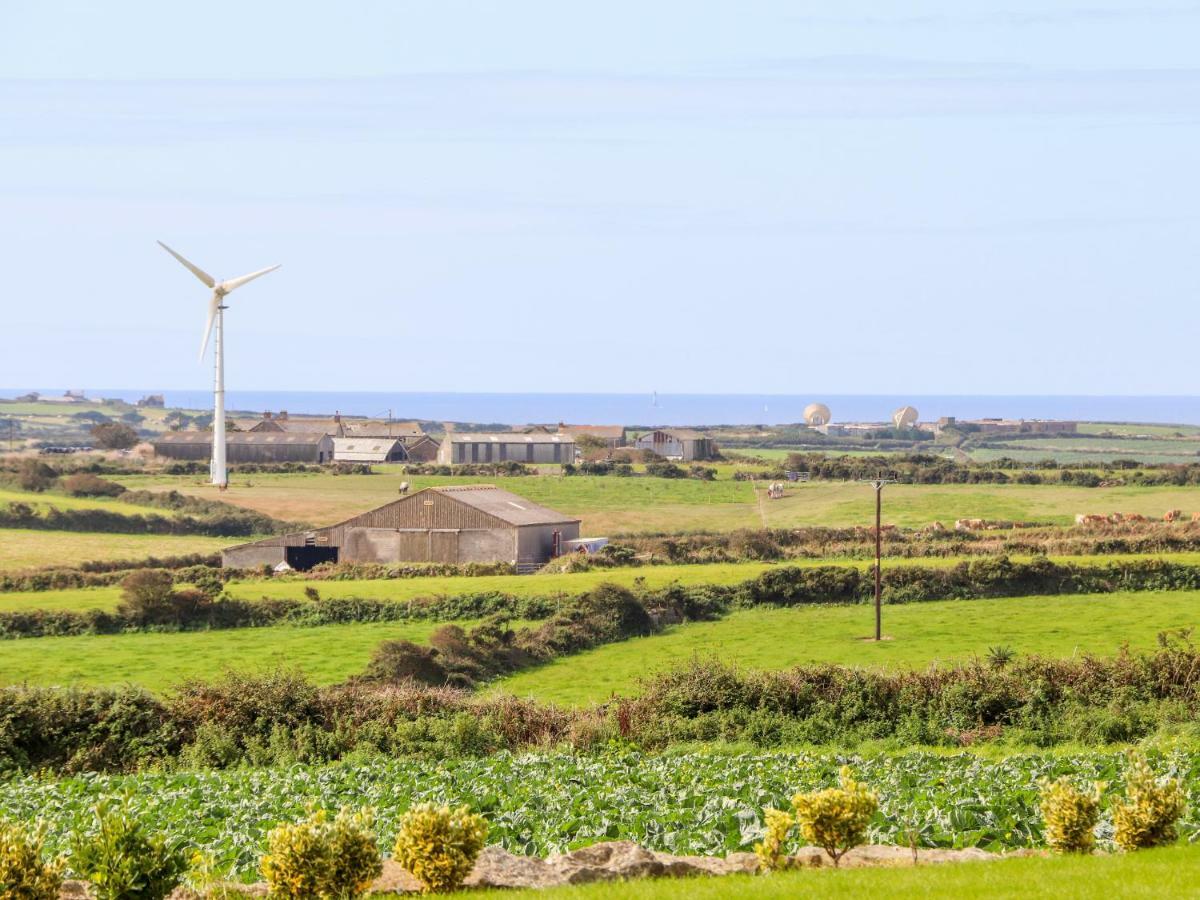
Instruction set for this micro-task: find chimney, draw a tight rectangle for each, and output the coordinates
[279,410,288,421]
[263,411,273,420]
[334,411,341,424]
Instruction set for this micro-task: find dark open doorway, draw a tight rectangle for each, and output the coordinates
[285,546,339,570]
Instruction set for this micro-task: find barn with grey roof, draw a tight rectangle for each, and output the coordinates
[221,484,581,571]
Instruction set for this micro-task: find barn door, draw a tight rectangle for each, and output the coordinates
[429,530,459,563]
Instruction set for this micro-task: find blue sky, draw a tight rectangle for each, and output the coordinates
[2,1,1198,394]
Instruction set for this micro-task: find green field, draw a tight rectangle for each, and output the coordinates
[496,590,1200,705]
[4,588,1197,693]
[0,619,453,689]
[107,470,1200,534]
[0,528,234,571]
[488,845,1200,900]
[12,552,1200,614]
[0,486,184,518]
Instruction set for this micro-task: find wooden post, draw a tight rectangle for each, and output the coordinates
[874,483,882,641]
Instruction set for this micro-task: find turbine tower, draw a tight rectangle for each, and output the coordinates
[158,242,280,488]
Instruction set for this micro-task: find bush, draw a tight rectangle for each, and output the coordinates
[753,808,796,872]
[61,473,126,497]
[644,460,686,479]
[17,459,57,492]
[117,569,177,624]
[1112,753,1187,851]
[89,423,140,450]
[69,800,186,900]
[1039,777,1101,853]
[791,766,877,867]
[392,803,488,894]
[0,819,64,900]
[261,807,382,900]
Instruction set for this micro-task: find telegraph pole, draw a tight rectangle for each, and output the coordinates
[860,476,896,641]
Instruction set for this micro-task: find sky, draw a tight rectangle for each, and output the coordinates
[1,1,1199,395]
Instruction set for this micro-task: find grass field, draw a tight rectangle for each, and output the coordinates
[110,470,1200,534]
[478,844,1200,900]
[495,589,1200,705]
[4,588,1196,693]
[0,528,234,571]
[0,619,455,689]
[12,552,1200,614]
[0,486,183,518]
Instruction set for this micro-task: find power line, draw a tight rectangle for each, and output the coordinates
[858,475,897,641]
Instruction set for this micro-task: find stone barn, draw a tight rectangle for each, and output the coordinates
[633,429,715,461]
[221,485,581,571]
[152,431,335,463]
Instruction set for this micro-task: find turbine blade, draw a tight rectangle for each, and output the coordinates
[199,294,219,361]
[158,241,216,288]
[220,263,281,294]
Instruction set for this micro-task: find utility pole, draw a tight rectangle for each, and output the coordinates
[859,476,896,641]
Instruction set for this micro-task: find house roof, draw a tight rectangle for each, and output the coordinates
[273,418,346,435]
[342,420,426,438]
[442,432,573,445]
[429,485,579,526]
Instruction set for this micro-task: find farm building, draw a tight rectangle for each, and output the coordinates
[633,429,715,461]
[249,412,346,437]
[152,431,334,463]
[558,424,626,448]
[342,421,439,461]
[332,437,407,463]
[437,432,575,465]
[221,485,581,571]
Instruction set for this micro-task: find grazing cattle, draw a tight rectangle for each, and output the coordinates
[921,521,947,534]
[1164,509,1183,522]
[1125,513,1148,523]
[955,518,985,532]
[1192,512,1200,523]
[1075,513,1108,527]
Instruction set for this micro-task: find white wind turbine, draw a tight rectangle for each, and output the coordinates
[158,241,281,488]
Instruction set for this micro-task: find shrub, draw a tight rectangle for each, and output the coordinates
[117,569,178,624]
[644,460,686,479]
[61,473,126,497]
[69,800,186,900]
[17,459,57,492]
[791,766,877,867]
[392,803,488,894]
[261,807,382,900]
[1112,753,1187,851]
[90,422,140,450]
[1039,777,1102,853]
[753,808,795,872]
[0,819,64,900]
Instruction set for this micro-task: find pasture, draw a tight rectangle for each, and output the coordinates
[0,527,232,571]
[495,589,1200,705]
[109,469,1200,533]
[3,588,1197,693]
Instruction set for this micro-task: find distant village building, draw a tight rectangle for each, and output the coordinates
[43,390,87,404]
[633,429,715,461]
[933,417,1078,437]
[221,485,581,571]
[558,424,627,448]
[152,431,334,463]
[137,394,165,408]
[438,432,575,465]
[249,411,347,437]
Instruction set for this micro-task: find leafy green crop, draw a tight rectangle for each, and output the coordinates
[2,750,1196,880]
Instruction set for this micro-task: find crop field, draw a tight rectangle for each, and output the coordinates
[496,589,1200,705]
[967,447,1200,465]
[3,750,1197,878]
[108,469,1200,533]
[0,527,232,571]
[3,587,1197,692]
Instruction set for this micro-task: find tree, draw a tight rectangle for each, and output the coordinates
[89,422,140,450]
[18,458,57,492]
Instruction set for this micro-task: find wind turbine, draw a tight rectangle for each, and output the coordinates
[158,241,280,488]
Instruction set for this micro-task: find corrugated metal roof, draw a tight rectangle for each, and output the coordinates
[343,421,426,437]
[442,432,573,445]
[153,431,330,445]
[332,437,401,461]
[432,485,578,526]
[559,425,625,438]
[636,429,707,441]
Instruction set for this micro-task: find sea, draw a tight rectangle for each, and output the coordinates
[12,390,1200,427]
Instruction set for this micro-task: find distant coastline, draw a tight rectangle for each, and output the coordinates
[7,390,1200,428]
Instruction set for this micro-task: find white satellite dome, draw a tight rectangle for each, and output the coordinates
[892,405,919,429]
[803,402,832,426]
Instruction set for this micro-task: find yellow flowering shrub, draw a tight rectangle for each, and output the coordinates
[1039,777,1102,853]
[260,807,382,900]
[791,766,878,867]
[753,808,796,872]
[1112,754,1187,851]
[392,804,488,894]
[0,819,64,900]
